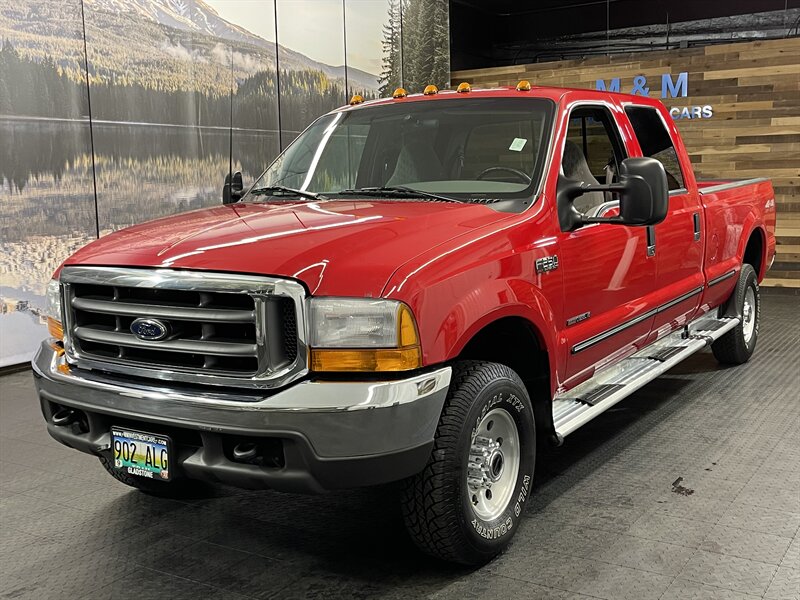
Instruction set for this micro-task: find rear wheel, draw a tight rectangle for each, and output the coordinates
[98,453,209,498]
[401,361,535,565]
[712,263,760,365]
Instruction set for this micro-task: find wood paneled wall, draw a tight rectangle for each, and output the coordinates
[452,38,800,288]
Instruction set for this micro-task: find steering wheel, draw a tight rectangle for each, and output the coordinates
[476,166,532,185]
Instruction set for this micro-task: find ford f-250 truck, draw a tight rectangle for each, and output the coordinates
[33,82,776,565]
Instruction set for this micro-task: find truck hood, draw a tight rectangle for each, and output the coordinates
[65,200,511,296]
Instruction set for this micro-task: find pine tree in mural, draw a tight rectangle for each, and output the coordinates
[380,0,449,96]
[379,0,403,96]
[427,0,450,89]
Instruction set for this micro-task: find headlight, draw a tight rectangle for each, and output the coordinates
[308,298,421,372]
[45,278,64,340]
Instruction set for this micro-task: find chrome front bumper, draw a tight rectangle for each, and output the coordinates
[32,342,451,492]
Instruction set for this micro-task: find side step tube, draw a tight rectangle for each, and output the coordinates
[553,313,739,438]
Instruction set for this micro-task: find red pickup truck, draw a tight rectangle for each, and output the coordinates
[34,83,776,565]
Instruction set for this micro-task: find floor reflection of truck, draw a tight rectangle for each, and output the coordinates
[1,298,30,314]
[34,82,775,565]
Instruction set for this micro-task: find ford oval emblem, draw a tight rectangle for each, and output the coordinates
[130,318,170,341]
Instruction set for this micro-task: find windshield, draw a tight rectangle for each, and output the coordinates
[246,97,555,207]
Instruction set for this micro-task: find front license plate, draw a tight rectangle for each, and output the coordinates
[111,427,171,481]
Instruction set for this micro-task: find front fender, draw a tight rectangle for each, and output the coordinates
[382,215,564,395]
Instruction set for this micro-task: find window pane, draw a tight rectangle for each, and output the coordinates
[562,107,626,214]
[566,116,615,174]
[462,120,536,179]
[625,106,685,191]
[249,98,555,203]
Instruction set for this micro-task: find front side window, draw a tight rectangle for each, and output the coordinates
[561,106,627,215]
[247,98,556,208]
[624,105,685,191]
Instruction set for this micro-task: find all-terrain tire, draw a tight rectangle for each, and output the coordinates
[401,361,536,565]
[98,453,209,499]
[712,263,760,365]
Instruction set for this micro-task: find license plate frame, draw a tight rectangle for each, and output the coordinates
[110,427,172,482]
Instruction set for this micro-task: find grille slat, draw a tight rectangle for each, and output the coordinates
[61,267,307,389]
[72,297,256,323]
[73,327,259,357]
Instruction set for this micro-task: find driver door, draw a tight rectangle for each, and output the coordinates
[556,100,657,383]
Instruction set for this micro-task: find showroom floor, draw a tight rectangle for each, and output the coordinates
[0,292,798,600]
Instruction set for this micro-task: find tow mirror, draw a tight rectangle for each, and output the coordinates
[557,157,669,231]
[616,158,669,225]
[223,171,244,205]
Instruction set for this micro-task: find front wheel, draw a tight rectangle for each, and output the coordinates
[712,263,760,365]
[401,361,535,565]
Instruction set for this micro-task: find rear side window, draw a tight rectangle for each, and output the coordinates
[624,106,685,191]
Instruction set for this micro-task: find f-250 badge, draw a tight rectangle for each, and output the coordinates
[535,255,559,274]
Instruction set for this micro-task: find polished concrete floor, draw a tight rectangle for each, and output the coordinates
[1,292,798,600]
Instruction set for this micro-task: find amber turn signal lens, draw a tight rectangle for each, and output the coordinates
[456,82,471,93]
[397,304,419,347]
[311,347,422,372]
[349,94,364,105]
[423,84,438,95]
[516,80,532,91]
[47,317,64,341]
[392,87,408,99]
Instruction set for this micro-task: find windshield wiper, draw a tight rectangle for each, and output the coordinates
[248,186,327,201]
[338,186,463,203]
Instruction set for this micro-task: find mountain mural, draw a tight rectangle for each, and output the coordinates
[1,0,380,96]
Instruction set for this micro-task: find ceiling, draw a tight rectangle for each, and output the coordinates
[450,0,800,70]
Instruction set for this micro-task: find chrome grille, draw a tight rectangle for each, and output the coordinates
[60,267,307,389]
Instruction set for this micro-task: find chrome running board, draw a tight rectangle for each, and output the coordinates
[553,312,740,438]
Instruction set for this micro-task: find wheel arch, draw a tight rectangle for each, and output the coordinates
[742,225,767,282]
[454,312,555,440]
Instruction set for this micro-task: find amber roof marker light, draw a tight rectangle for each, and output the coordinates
[349,94,364,105]
[456,82,471,93]
[392,87,408,99]
[516,80,532,91]
[423,84,439,95]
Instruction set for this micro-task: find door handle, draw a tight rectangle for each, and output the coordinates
[646,226,656,257]
[693,213,701,241]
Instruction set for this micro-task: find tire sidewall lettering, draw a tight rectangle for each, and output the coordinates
[749,280,760,349]
[470,473,532,539]
[465,382,534,544]
[470,390,525,440]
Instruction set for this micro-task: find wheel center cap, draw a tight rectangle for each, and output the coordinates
[489,451,504,480]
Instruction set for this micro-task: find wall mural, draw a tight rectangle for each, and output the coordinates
[0,0,97,366]
[0,0,450,367]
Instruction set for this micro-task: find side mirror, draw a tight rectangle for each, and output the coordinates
[557,157,669,231]
[222,171,244,205]
[616,158,669,226]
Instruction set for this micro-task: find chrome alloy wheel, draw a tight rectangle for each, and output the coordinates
[742,286,756,344]
[467,408,520,521]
